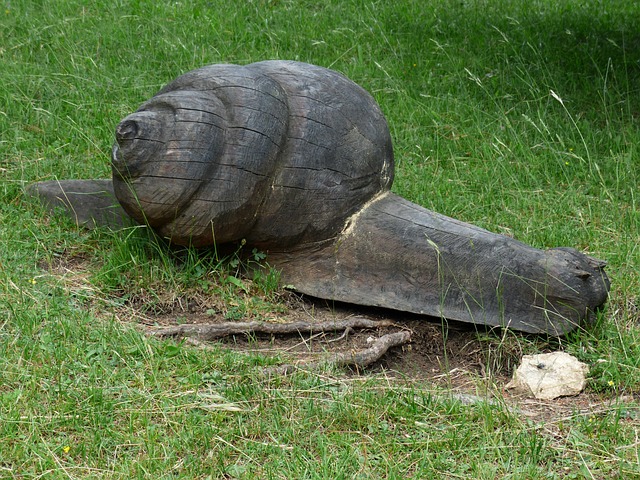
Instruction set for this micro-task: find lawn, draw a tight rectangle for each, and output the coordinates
[1,0,639,478]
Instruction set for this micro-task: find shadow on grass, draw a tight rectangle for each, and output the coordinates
[383,2,640,112]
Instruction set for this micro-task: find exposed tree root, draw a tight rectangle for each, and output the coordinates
[147,317,395,341]
[147,318,410,373]
[268,331,412,375]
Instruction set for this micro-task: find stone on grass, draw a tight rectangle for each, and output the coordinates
[506,352,589,400]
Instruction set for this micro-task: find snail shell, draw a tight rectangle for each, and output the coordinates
[112,60,394,247]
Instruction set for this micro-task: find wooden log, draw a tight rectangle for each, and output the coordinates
[27,178,610,335]
[268,192,610,335]
[25,60,611,336]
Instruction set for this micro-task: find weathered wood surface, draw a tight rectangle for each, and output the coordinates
[27,60,610,335]
[26,179,133,229]
[111,60,393,248]
[268,192,609,335]
[148,317,395,341]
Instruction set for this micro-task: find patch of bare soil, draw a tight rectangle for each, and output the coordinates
[125,290,499,381]
[44,252,636,423]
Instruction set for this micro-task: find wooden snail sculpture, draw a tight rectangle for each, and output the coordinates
[28,60,610,335]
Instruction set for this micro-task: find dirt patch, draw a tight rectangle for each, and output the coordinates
[116,295,639,422]
[43,251,636,423]
[122,290,503,381]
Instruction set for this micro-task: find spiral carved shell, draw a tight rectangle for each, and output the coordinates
[112,60,394,248]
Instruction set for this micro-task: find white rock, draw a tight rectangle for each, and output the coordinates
[506,352,589,400]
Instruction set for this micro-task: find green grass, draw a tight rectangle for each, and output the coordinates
[2,0,640,477]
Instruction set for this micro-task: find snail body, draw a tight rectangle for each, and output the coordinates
[29,61,610,335]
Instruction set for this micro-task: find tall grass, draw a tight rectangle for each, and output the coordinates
[2,0,640,477]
